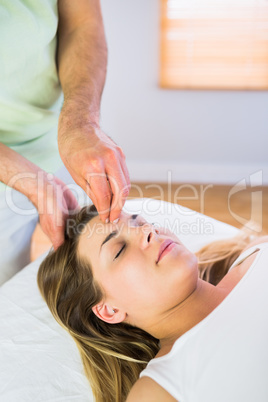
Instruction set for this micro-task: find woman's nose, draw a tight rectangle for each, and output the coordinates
[139,223,158,249]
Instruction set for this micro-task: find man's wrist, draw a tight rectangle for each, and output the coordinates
[25,171,51,210]
[61,95,100,121]
[58,100,100,143]
[59,99,100,133]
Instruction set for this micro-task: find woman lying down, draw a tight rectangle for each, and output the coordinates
[37,204,268,402]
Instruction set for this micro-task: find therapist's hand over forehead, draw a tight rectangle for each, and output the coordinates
[58,119,131,224]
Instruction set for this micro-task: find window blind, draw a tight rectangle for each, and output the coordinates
[160,0,268,90]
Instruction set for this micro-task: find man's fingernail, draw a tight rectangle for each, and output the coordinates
[112,218,119,224]
[105,218,109,223]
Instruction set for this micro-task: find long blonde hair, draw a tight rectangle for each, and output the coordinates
[37,205,255,402]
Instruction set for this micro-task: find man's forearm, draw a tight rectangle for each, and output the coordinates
[57,10,108,126]
[0,142,44,206]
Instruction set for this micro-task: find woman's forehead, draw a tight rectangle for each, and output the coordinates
[89,211,144,226]
[77,212,143,257]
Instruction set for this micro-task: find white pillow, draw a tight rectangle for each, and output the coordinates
[0,195,239,402]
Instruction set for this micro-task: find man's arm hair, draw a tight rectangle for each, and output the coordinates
[57,0,108,124]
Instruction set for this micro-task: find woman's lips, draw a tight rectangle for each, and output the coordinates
[157,239,175,263]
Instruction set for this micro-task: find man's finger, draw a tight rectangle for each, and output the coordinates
[53,235,65,250]
[84,179,100,212]
[43,220,65,251]
[86,172,112,223]
[120,157,131,189]
[106,165,128,223]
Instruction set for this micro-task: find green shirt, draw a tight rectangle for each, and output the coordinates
[0,0,63,192]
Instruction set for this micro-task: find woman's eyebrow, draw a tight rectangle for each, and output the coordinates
[100,231,118,252]
[99,215,138,253]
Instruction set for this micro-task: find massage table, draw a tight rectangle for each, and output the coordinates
[0,169,239,402]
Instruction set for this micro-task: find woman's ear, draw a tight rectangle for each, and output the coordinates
[92,303,126,324]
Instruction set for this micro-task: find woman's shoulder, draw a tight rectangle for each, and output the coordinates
[241,235,268,253]
[219,235,268,289]
[126,376,177,402]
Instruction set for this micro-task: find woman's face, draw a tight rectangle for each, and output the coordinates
[78,212,198,329]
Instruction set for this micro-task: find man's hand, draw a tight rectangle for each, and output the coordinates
[57,0,130,224]
[58,117,130,224]
[0,143,80,251]
[33,175,79,250]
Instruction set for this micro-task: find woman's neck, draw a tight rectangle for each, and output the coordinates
[147,279,229,355]
[146,249,260,357]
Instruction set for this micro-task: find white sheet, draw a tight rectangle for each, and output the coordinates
[0,194,239,402]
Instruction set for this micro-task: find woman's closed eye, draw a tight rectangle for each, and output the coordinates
[114,244,126,260]
[113,219,149,260]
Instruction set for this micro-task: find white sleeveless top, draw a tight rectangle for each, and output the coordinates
[140,243,268,402]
